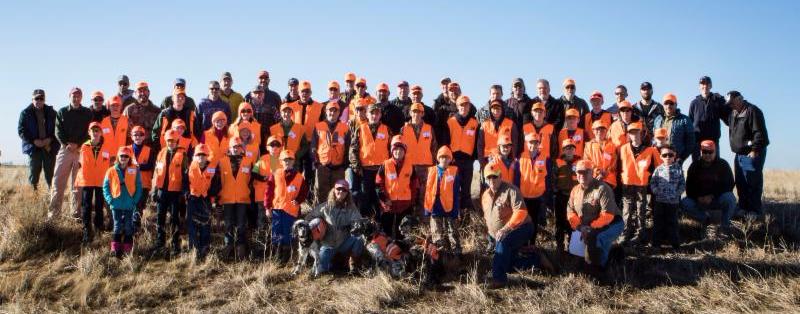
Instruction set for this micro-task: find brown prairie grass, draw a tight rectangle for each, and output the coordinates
[0,166,799,313]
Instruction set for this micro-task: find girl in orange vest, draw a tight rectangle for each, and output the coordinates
[77,122,115,244]
[218,136,256,259]
[150,129,189,255]
[228,102,263,150]
[264,149,309,263]
[512,133,554,244]
[584,91,613,141]
[102,146,142,258]
[584,120,618,189]
[236,121,259,161]
[128,126,155,232]
[202,111,229,165]
[375,136,419,238]
[618,122,657,245]
[423,146,462,256]
[185,144,221,260]
[486,135,517,185]
[252,136,284,238]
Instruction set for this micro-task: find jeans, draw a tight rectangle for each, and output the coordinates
[734,150,766,215]
[271,209,296,246]
[318,235,365,274]
[27,147,56,189]
[585,218,624,267]
[491,223,539,283]
[187,196,212,252]
[81,187,104,232]
[680,192,737,227]
[112,209,135,237]
[224,203,248,246]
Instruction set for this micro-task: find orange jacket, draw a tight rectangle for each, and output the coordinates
[357,122,390,167]
[271,167,305,217]
[217,155,253,204]
[447,116,479,157]
[584,139,618,188]
[159,115,197,149]
[424,165,458,213]
[400,123,435,166]
[480,118,514,157]
[153,148,186,192]
[608,120,630,148]
[99,115,130,153]
[619,143,657,186]
[558,128,586,157]
[314,121,349,166]
[75,141,115,187]
[522,122,555,158]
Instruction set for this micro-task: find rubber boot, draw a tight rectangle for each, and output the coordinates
[111,233,123,259]
[123,234,134,255]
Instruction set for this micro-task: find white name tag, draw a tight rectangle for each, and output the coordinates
[376,133,386,140]
[207,168,216,174]
[287,185,297,193]
[422,131,431,138]
[535,160,545,166]
[246,151,253,157]
[388,173,397,180]
[638,160,648,168]
[465,130,475,136]
[102,152,110,158]
[445,175,455,182]
[572,165,577,171]
[102,128,111,134]
[241,167,250,174]
[288,131,296,139]
[603,153,612,161]
[127,168,136,174]
[573,134,582,142]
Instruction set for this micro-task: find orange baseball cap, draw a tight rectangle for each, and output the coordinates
[194,143,211,156]
[391,135,406,150]
[279,149,295,160]
[171,119,186,129]
[627,122,643,131]
[590,90,603,100]
[654,128,668,139]
[490,100,503,108]
[377,82,389,91]
[525,132,540,142]
[700,140,716,150]
[280,103,293,112]
[135,81,149,89]
[344,72,356,82]
[88,121,102,130]
[561,138,576,148]
[117,146,133,157]
[436,146,453,159]
[237,121,251,131]
[456,95,471,106]
[328,80,340,90]
[299,80,312,91]
[107,95,123,106]
[266,135,283,146]
[164,129,180,141]
[212,111,227,122]
[410,103,424,112]
[91,90,104,99]
[592,120,608,129]
[563,78,576,87]
[356,77,367,86]
[531,102,545,111]
[566,108,580,118]
[357,97,375,108]
[618,100,633,109]
[497,136,512,146]
[130,125,145,135]
[576,159,594,171]
[662,93,678,104]
[173,88,186,96]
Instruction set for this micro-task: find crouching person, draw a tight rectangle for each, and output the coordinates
[306,180,364,276]
[566,160,624,277]
[265,149,309,263]
[186,144,222,260]
[424,146,462,257]
[102,146,142,258]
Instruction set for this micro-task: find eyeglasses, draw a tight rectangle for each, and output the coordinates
[34,97,44,101]
[619,108,631,112]
[615,92,624,95]
[661,153,675,158]
[700,150,714,155]
[664,102,676,107]
[268,143,282,147]
[565,85,575,90]
[576,170,592,175]
[93,98,104,102]
[232,144,243,148]
[118,155,130,159]
[486,175,499,180]
[501,144,513,148]
[241,109,252,113]
[196,153,207,157]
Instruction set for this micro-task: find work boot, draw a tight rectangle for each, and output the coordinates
[82,228,93,245]
[236,244,248,261]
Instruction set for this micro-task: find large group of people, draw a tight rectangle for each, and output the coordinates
[17,72,769,288]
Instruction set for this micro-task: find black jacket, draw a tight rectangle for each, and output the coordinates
[55,104,93,146]
[19,103,60,154]
[686,157,734,199]
[727,101,769,154]
[689,93,728,141]
[531,95,564,131]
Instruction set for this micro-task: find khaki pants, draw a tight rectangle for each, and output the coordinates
[430,216,461,254]
[48,146,81,219]
[314,165,345,206]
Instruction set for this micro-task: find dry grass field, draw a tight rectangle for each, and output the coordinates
[0,166,798,313]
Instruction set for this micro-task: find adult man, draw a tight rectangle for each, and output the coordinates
[434,82,469,145]
[245,70,282,126]
[726,91,769,217]
[583,120,618,189]
[19,89,59,190]
[49,87,93,220]
[116,75,135,107]
[122,81,161,144]
[160,78,197,111]
[152,89,197,151]
[349,104,390,218]
[513,133,553,240]
[608,101,636,148]
[403,85,436,129]
[689,76,729,161]
[633,82,664,144]
[532,79,565,131]
[386,81,412,134]
[653,93,695,164]
[196,81,232,133]
[220,72,245,122]
[507,78,533,126]
[271,103,307,164]
[400,103,438,208]
[89,91,110,122]
[342,72,358,106]
[374,82,403,133]
[285,78,300,103]
[432,77,451,116]
[607,85,628,120]
[681,140,737,239]
[312,102,350,204]
[478,100,518,161]
[478,85,516,125]
[583,91,612,141]
[347,77,376,119]
[445,95,479,213]
[522,102,556,158]
[560,78,590,130]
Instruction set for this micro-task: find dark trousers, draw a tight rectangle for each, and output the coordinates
[133,188,149,232]
[187,196,212,253]
[380,209,410,239]
[28,147,56,189]
[554,193,571,249]
[224,203,248,246]
[524,198,543,244]
[81,187,104,232]
[454,158,475,212]
[155,191,182,248]
[652,201,680,247]
[734,150,766,215]
[358,168,380,219]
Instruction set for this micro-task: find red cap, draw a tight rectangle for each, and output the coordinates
[130,125,145,135]
[662,93,678,104]
[88,121,102,130]
[700,140,716,150]
[390,135,406,150]
[590,90,603,100]
[377,82,389,91]
[194,143,211,155]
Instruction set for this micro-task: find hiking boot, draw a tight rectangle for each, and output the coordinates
[705,224,718,240]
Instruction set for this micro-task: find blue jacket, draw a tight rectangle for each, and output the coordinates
[103,164,143,211]
[18,103,60,155]
[196,98,232,132]
[653,110,696,161]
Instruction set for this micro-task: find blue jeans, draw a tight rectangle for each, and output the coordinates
[271,209,296,246]
[112,209,135,237]
[680,192,737,227]
[187,196,212,252]
[734,150,766,215]
[585,218,624,267]
[317,235,365,274]
[491,223,539,283]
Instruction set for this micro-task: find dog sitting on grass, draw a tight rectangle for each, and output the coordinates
[291,218,326,276]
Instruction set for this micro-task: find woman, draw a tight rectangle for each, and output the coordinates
[306,179,364,275]
[102,146,143,258]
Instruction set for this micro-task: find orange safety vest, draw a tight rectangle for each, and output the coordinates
[619,143,657,186]
[358,123,390,167]
[371,233,403,261]
[315,120,349,166]
[480,118,514,156]
[584,140,618,188]
[447,117,478,156]
[100,115,129,153]
[243,142,259,161]
[522,122,555,158]
[400,123,434,166]
[289,101,324,141]
[583,111,612,140]
[424,165,457,213]
[129,144,153,189]
[558,128,586,157]
[218,155,253,204]
[188,159,215,197]
[228,119,262,149]
[383,159,413,201]
[253,153,280,202]
[271,167,304,217]
[489,155,515,183]
[518,154,548,198]
[75,141,115,187]
[270,122,304,155]
[159,114,197,148]
[153,148,185,192]
[105,165,138,198]
[608,120,630,148]
[203,128,229,165]
[347,95,377,121]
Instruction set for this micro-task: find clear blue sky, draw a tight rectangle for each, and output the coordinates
[2,1,797,168]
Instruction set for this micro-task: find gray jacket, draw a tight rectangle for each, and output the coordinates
[306,201,362,248]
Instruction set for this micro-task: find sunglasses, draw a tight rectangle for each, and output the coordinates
[335,187,348,192]
[241,109,252,113]
[118,155,130,159]
[232,144,243,148]
[268,142,282,147]
[701,150,714,155]
[615,92,624,95]
[619,108,631,112]
[576,170,592,175]
[501,144,513,148]
[661,153,675,158]
[209,87,220,91]
[486,175,499,180]
[196,153,208,157]
[93,98,104,102]
[565,85,576,90]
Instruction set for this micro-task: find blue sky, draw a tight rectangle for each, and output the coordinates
[2,1,798,168]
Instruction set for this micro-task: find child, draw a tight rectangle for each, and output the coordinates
[185,144,221,259]
[651,128,669,167]
[649,145,685,249]
[618,122,657,246]
[376,136,419,238]
[128,126,154,232]
[218,136,256,260]
[252,136,283,241]
[150,129,189,255]
[76,122,115,244]
[102,146,142,258]
[558,109,585,158]
[423,146,462,256]
[554,139,579,253]
[265,149,308,263]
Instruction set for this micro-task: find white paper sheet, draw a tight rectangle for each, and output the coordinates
[569,230,586,257]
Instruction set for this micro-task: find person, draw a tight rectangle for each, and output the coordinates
[99,96,130,153]
[522,102,556,158]
[405,84,436,127]
[167,119,196,154]
[306,180,365,275]
[185,143,221,260]
[424,146,462,256]
[445,95,479,214]
[689,76,728,161]
[252,136,283,239]
[477,84,515,125]
[608,100,635,148]
[19,89,59,191]
[324,80,348,124]
[375,135,419,238]
[285,78,300,103]
[400,103,438,209]
[681,140,737,238]
[116,75,135,107]
[566,160,623,275]
[196,81,232,133]
[583,90,612,141]
[608,85,628,120]
[288,80,324,179]
[342,72,358,108]
[311,102,350,205]
[228,102,264,151]
[432,77,451,121]
[477,100,518,162]
[49,87,93,220]
[649,145,685,249]
[160,78,197,111]
[349,103,390,218]
[150,129,189,255]
[583,120,618,189]
[217,136,256,259]
[201,111,230,165]
[102,146,143,258]
[247,84,279,133]
[122,81,161,145]
[270,103,307,164]
[560,78,590,130]
[507,78,533,126]
[389,81,418,132]
[532,79,564,131]
[618,122,657,245]
[725,90,769,217]
[220,72,245,122]
[265,149,309,263]
[152,88,197,152]
[76,122,115,244]
[513,133,554,242]
[653,93,695,164]
[557,109,586,158]
[89,91,110,122]
[633,82,664,145]
[553,139,578,253]
[434,82,468,145]
[487,136,516,183]
[127,126,154,231]
[377,82,404,134]
[347,77,377,121]
[482,163,551,289]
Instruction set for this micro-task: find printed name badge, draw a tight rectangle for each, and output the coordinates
[603,153,612,161]
[466,130,475,136]
[535,160,545,166]
[338,137,345,144]
[638,160,648,168]
[127,168,136,174]
[246,151,253,157]
[573,134,582,142]
[289,131,296,139]
[287,185,297,193]
[102,128,111,134]
[422,131,431,138]
[156,162,164,170]
[445,175,455,182]
[376,133,386,140]
[102,151,110,159]
[207,168,216,174]
[572,165,577,171]
[388,173,397,180]
[241,167,250,174]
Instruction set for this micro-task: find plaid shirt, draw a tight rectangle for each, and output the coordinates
[650,163,685,204]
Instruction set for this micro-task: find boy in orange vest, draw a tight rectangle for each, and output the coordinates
[349,103,390,219]
[150,129,189,255]
[558,109,585,158]
[618,122,657,246]
[583,91,612,141]
[78,122,115,244]
[375,135,419,238]
[553,139,579,253]
[445,96,479,214]
[424,146,462,256]
[252,136,283,240]
[311,102,350,205]
[185,144,221,260]
[513,133,553,244]
[522,102,556,159]
[218,136,255,259]
[128,125,155,232]
[102,146,142,258]
[400,103,438,212]
[265,149,309,263]
[584,120,618,189]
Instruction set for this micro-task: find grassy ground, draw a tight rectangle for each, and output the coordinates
[0,166,798,313]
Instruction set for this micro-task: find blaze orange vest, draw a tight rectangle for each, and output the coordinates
[383,159,413,201]
[218,156,253,204]
[129,144,152,189]
[315,121,349,166]
[253,153,279,202]
[358,123,390,167]
[228,119,262,149]
[480,118,514,157]
[583,111,612,140]
[289,101,324,141]
[489,155,515,183]
[619,143,657,186]
[447,117,478,156]
[518,154,548,198]
[424,166,458,213]
[584,140,618,188]
[270,122,304,155]
[401,123,434,166]
[522,122,554,158]
[105,165,138,198]
[609,120,630,148]
[153,148,185,192]
[558,128,586,157]
[100,115,129,153]
[371,233,403,261]
[271,168,304,217]
[203,128,229,165]
[75,141,115,187]
[188,160,215,197]
[159,114,197,148]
